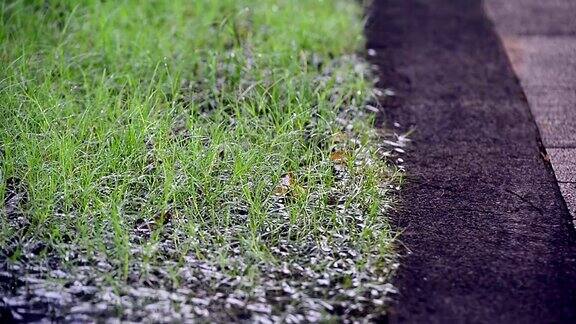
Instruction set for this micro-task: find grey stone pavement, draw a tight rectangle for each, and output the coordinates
[486,0,576,222]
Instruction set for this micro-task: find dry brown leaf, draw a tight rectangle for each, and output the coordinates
[330,150,348,163]
[273,172,295,196]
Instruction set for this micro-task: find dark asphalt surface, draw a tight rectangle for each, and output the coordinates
[366,0,576,322]
[485,0,576,221]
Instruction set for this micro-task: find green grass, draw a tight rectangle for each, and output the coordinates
[0,0,402,320]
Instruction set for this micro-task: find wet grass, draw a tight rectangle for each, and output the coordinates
[0,0,404,321]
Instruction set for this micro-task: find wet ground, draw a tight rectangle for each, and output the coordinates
[366,0,576,322]
[0,55,403,323]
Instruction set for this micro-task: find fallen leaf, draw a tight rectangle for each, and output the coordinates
[273,172,295,196]
[330,150,348,163]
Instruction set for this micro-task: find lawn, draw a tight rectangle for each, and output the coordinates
[0,0,403,321]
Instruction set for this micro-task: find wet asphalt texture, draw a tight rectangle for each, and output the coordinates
[366,0,576,323]
[485,0,576,221]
